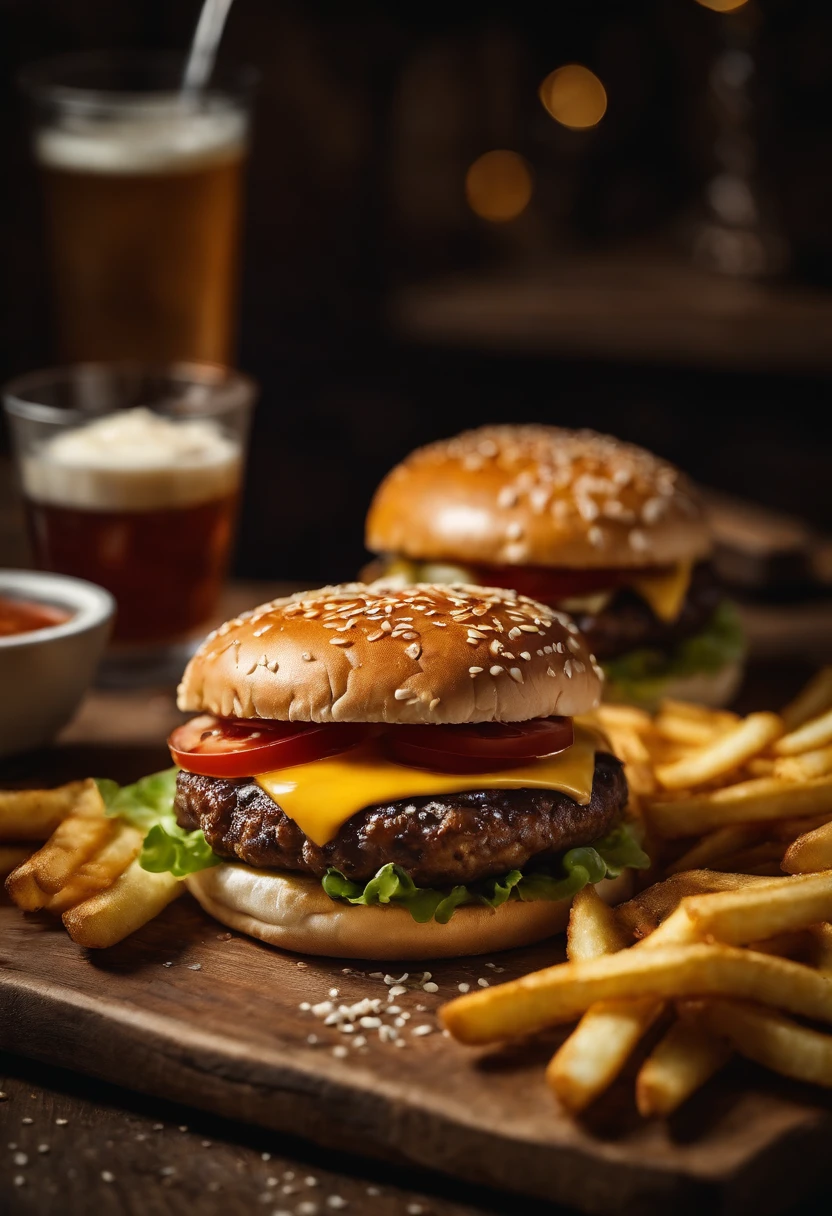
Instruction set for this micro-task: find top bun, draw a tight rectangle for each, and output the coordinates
[366,425,711,570]
[177,582,603,725]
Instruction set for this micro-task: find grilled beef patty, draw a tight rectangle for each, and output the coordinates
[175,751,627,888]
[571,561,722,662]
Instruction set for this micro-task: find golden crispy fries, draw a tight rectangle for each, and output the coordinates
[46,822,145,914]
[774,744,832,782]
[635,1017,732,1117]
[775,708,832,757]
[811,923,832,971]
[710,842,786,874]
[680,872,832,945]
[0,844,37,880]
[566,885,630,961]
[745,757,777,778]
[655,713,782,791]
[441,944,832,1044]
[648,775,832,839]
[781,667,832,731]
[653,707,737,747]
[688,999,832,1089]
[782,820,832,874]
[659,700,736,724]
[23,815,115,900]
[0,779,103,841]
[62,858,182,949]
[617,871,770,939]
[547,998,662,1112]
[591,704,654,735]
[666,826,763,875]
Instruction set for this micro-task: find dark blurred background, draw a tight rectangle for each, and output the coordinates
[1,0,831,583]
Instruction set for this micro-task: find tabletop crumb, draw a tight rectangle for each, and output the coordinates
[327,1197,348,1209]
[458,983,470,993]
[216,932,232,940]
[187,963,202,971]
[201,1140,212,1148]
[477,978,490,988]
[55,1119,68,1127]
[261,1151,272,1161]
[153,1123,164,1131]
[38,1144,50,1154]
[366,1186,381,1196]
[178,1125,188,1132]
[101,1171,115,1183]
[13,1176,25,1187]
[412,1025,433,1037]
[0,1092,8,1101]
[21,1117,33,1125]
[407,1205,425,1215]
[305,1176,319,1186]
[13,1151,27,1166]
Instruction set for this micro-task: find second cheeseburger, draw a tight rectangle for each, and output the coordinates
[171,583,644,958]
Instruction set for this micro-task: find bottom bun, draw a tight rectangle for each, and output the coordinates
[186,865,633,960]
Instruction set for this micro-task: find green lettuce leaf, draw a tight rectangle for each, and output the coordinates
[96,768,220,877]
[602,600,745,709]
[322,821,649,924]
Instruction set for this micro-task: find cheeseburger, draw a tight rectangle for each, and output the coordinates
[170,582,644,959]
[365,426,745,709]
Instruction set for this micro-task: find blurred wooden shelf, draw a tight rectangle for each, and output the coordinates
[390,249,832,375]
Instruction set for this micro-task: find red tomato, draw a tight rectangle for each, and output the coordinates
[169,715,370,777]
[472,563,650,604]
[384,717,574,773]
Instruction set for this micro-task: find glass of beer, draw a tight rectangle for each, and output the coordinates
[21,51,253,364]
[3,362,257,685]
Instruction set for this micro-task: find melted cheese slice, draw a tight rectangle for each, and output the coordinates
[629,561,693,623]
[256,726,600,847]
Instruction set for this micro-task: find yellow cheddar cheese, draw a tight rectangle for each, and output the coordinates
[629,561,693,624]
[256,726,600,847]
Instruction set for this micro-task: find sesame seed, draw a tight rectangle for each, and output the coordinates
[629,528,649,551]
[520,651,531,661]
[429,697,441,711]
[329,637,353,647]
[505,520,524,540]
[55,1118,68,1126]
[21,1117,32,1125]
[508,627,522,640]
[307,1034,319,1044]
[327,1196,348,1209]
[332,1045,348,1059]
[412,1024,433,1036]
[301,652,313,661]
[478,978,490,988]
[468,666,483,676]
[38,1144,49,1154]
[405,642,421,660]
[422,981,439,993]
[188,963,201,971]
[458,982,470,993]
[509,667,524,683]
[547,667,556,677]
[489,665,503,676]
[394,688,412,700]
[564,660,573,678]
[101,1171,115,1183]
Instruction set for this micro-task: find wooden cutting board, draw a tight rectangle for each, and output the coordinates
[1,891,830,1216]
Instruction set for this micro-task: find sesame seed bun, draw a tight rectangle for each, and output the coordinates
[177,583,603,724]
[366,425,711,570]
[186,864,634,959]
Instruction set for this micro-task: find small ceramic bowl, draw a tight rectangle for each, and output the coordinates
[0,569,114,759]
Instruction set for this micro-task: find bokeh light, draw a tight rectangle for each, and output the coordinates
[539,64,607,130]
[465,151,533,222]
[694,0,750,10]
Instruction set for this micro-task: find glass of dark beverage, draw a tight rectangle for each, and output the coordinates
[20,51,254,364]
[3,362,257,685]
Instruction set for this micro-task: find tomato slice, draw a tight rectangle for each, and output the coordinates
[472,563,661,604]
[384,717,574,774]
[169,715,370,777]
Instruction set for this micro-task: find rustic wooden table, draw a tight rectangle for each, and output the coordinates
[0,583,829,1216]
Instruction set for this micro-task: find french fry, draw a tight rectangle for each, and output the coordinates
[655,714,783,791]
[647,776,832,839]
[775,708,832,757]
[566,885,630,961]
[688,998,832,1088]
[441,944,832,1045]
[26,815,115,897]
[635,1016,732,1117]
[658,700,737,725]
[745,757,777,778]
[710,842,786,874]
[654,714,726,747]
[810,923,832,971]
[782,820,832,875]
[62,858,182,949]
[665,826,764,875]
[547,998,662,1112]
[591,704,654,735]
[680,871,832,946]
[781,667,832,731]
[774,744,832,782]
[46,822,145,914]
[0,844,38,880]
[617,871,771,939]
[0,779,103,841]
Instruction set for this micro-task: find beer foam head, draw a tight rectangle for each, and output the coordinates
[35,99,247,175]
[22,407,242,511]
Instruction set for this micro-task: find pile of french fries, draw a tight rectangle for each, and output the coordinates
[443,667,832,1117]
[0,779,181,948]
